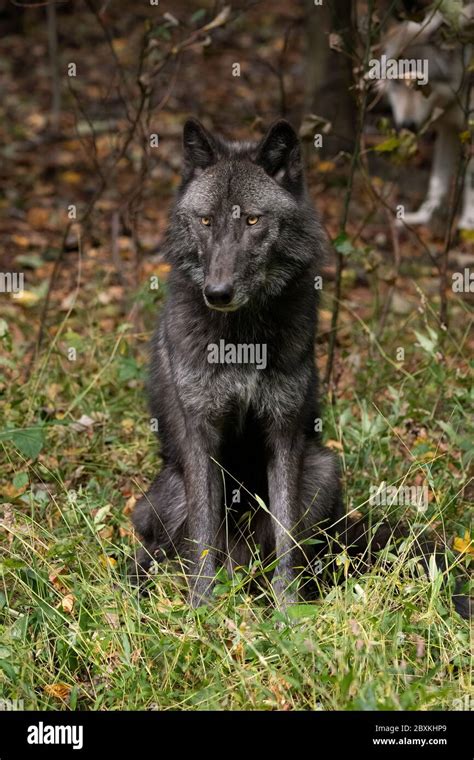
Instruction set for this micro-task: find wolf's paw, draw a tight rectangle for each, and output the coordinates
[395,199,444,229]
[396,208,438,228]
[127,546,158,589]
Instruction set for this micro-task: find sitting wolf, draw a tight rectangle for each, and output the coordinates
[131,119,471,618]
[132,119,344,607]
[382,6,473,230]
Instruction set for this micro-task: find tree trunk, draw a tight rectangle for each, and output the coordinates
[303,0,356,157]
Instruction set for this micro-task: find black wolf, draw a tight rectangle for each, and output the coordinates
[132,119,343,607]
[131,119,471,618]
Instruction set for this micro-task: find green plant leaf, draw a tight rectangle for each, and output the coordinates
[0,427,45,459]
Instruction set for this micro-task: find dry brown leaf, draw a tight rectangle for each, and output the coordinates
[26,207,50,228]
[121,418,134,433]
[318,161,336,173]
[12,234,30,247]
[415,635,425,659]
[326,439,343,451]
[49,566,68,593]
[60,171,82,185]
[11,290,40,306]
[46,383,62,401]
[71,414,95,433]
[61,594,75,614]
[123,495,136,515]
[44,683,71,700]
[25,112,47,131]
[104,612,120,629]
[3,482,27,498]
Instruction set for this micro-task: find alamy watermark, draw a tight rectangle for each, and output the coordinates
[452,269,474,293]
[0,698,24,710]
[0,272,24,295]
[369,481,428,512]
[207,340,267,370]
[27,722,83,750]
[452,695,474,711]
[367,55,429,86]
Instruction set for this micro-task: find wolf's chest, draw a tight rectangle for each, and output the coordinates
[210,362,263,412]
[174,352,264,417]
[233,369,261,410]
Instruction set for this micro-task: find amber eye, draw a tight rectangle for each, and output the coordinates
[201,217,212,226]
[247,215,259,226]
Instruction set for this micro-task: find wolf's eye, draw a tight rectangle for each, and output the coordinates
[201,217,212,226]
[246,215,259,226]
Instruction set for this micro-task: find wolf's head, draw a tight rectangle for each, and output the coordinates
[166,119,322,312]
[380,9,469,131]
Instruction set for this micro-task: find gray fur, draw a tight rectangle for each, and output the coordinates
[381,6,474,229]
[131,119,344,607]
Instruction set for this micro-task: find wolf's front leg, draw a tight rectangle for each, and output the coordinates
[397,125,457,229]
[183,431,222,607]
[267,432,304,609]
[458,156,474,231]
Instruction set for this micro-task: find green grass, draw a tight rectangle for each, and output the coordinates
[0,279,472,711]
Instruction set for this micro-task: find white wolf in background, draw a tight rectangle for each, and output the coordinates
[381,5,473,230]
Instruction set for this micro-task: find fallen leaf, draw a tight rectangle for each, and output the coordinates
[49,567,68,594]
[318,161,336,173]
[61,593,75,614]
[155,263,172,277]
[349,619,361,636]
[123,495,136,515]
[326,439,343,451]
[26,207,50,228]
[60,171,82,185]
[414,635,425,659]
[104,612,120,629]
[100,555,117,569]
[71,414,95,432]
[202,5,231,32]
[60,292,77,311]
[11,235,30,248]
[46,383,62,402]
[3,481,27,499]
[44,683,71,700]
[25,112,47,132]
[453,531,473,556]
[121,418,134,433]
[11,290,40,306]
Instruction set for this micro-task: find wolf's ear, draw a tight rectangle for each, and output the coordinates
[182,119,217,181]
[255,120,304,195]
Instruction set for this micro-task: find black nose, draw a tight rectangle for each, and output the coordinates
[204,282,234,307]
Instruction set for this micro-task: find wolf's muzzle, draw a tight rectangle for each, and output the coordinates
[203,282,234,308]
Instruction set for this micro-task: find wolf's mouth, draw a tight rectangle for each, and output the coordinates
[203,297,248,313]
